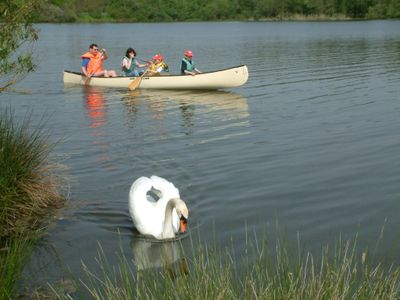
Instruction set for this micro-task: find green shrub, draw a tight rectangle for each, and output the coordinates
[0,109,64,237]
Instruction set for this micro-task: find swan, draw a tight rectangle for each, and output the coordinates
[129,175,189,240]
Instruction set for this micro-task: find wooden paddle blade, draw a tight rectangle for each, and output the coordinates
[128,77,142,90]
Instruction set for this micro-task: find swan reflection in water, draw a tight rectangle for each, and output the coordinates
[121,89,249,132]
[130,238,188,279]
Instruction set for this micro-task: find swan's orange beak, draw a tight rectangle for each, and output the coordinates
[180,216,187,234]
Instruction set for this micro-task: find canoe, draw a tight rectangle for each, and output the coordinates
[63,65,248,90]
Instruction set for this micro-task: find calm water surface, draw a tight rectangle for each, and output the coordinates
[2,21,400,289]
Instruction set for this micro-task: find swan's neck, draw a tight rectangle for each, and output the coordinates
[162,198,179,239]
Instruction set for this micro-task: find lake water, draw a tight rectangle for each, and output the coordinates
[2,21,400,290]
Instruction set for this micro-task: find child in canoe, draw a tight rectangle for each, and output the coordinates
[121,48,148,77]
[146,54,169,76]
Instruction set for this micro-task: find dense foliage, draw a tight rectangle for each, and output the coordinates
[0,0,42,92]
[37,0,400,22]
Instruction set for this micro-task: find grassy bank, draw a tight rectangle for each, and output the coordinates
[52,233,400,300]
[0,109,65,299]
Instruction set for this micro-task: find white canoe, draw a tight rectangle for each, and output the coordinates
[63,65,248,90]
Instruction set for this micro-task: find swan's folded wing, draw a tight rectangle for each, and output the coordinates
[129,176,162,237]
[130,176,153,195]
[150,175,180,199]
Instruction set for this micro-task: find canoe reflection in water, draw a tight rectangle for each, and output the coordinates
[83,86,107,129]
[131,238,188,279]
[122,89,249,132]
[82,86,114,170]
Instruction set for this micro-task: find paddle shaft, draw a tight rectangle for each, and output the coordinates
[128,72,145,91]
[84,50,104,85]
[137,57,151,64]
[128,65,151,91]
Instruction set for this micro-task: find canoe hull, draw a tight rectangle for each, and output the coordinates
[63,65,248,90]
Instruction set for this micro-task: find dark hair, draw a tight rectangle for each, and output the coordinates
[126,48,137,57]
[89,43,98,49]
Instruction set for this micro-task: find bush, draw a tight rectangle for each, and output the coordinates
[367,3,387,19]
[0,109,64,237]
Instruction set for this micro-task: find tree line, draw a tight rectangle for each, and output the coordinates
[39,0,400,22]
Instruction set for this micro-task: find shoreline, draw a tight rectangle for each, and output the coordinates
[34,15,400,24]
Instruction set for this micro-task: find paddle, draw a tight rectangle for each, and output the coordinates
[128,67,149,91]
[137,57,151,64]
[84,63,102,85]
[84,72,94,86]
[84,50,104,85]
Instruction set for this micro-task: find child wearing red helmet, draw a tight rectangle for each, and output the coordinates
[181,50,201,75]
[147,53,169,76]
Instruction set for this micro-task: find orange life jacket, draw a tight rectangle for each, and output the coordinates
[81,52,103,74]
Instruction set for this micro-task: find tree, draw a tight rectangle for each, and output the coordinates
[344,0,374,17]
[255,0,282,18]
[0,0,41,92]
[387,0,400,18]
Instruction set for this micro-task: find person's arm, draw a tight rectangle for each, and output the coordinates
[101,48,108,60]
[181,60,188,74]
[137,62,147,68]
[134,59,147,68]
[145,63,156,75]
[81,58,90,76]
[185,70,196,76]
[122,57,131,70]
[163,63,169,72]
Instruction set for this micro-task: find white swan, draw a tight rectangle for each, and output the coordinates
[129,175,189,240]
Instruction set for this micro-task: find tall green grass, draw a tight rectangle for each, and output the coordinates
[0,109,65,299]
[0,109,64,237]
[57,233,400,300]
[0,236,34,299]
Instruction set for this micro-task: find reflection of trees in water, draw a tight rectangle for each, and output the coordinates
[121,94,140,128]
[130,238,188,279]
[179,102,195,135]
[149,100,166,121]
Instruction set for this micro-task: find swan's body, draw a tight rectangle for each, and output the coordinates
[129,176,189,240]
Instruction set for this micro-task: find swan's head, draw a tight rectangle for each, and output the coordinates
[173,198,189,234]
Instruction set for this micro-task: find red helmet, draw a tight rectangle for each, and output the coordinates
[152,54,163,61]
[184,50,193,57]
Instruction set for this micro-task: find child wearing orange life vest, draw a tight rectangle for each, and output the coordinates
[81,43,117,78]
[146,54,169,76]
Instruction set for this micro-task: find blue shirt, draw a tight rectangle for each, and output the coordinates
[82,58,90,68]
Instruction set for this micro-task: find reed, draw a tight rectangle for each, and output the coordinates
[0,236,34,299]
[57,233,400,300]
[0,108,65,299]
[0,109,64,237]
